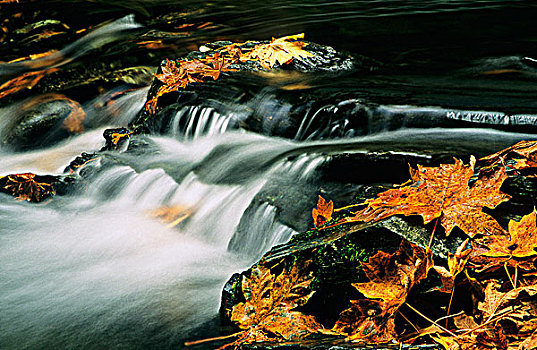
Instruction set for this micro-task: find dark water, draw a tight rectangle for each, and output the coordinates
[1,1,537,349]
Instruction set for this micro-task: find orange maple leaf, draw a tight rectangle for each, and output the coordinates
[480,209,537,258]
[348,157,510,238]
[226,263,323,348]
[240,33,313,69]
[312,195,333,227]
[481,140,537,175]
[333,240,433,342]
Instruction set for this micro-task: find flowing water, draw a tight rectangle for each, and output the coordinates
[1,1,537,349]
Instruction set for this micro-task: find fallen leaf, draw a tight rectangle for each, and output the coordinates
[150,204,191,228]
[1,173,57,202]
[240,33,313,69]
[433,239,472,293]
[312,195,333,227]
[0,68,58,100]
[226,263,323,348]
[333,240,433,342]
[481,209,537,258]
[61,98,86,134]
[347,157,510,238]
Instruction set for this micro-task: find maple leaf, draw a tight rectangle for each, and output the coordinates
[480,209,537,258]
[348,157,510,238]
[481,140,537,164]
[312,195,333,227]
[154,59,189,88]
[241,33,313,69]
[227,263,323,348]
[333,240,433,342]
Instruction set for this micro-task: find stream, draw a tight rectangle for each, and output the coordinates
[2,1,537,349]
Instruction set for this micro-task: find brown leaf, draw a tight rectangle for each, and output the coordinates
[433,239,472,293]
[348,157,510,238]
[333,240,433,342]
[61,98,86,134]
[149,205,191,228]
[312,195,333,227]
[519,331,537,350]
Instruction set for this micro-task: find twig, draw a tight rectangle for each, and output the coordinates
[428,217,439,248]
[504,262,516,290]
[405,303,458,338]
[459,308,514,337]
[445,284,455,328]
[334,202,366,212]
[184,331,243,347]
[397,310,420,334]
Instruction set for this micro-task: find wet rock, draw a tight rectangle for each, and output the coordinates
[1,97,84,151]
[221,215,464,326]
[129,38,373,136]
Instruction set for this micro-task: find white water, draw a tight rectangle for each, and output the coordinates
[0,126,329,349]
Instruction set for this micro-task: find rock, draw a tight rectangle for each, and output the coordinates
[1,96,85,151]
[219,154,537,347]
[129,37,372,136]
[221,215,464,325]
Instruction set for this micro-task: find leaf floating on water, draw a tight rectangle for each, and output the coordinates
[149,204,191,228]
[347,157,510,238]
[312,195,333,227]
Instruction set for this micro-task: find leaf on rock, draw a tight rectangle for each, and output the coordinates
[480,209,537,258]
[1,173,57,202]
[312,195,333,227]
[347,157,510,238]
[333,240,433,342]
[60,97,86,134]
[240,33,313,69]
[481,140,537,176]
[226,263,323,348]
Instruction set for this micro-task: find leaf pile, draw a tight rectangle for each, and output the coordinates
[212,140,537,349]
[320,143,537,348]
[333,240,433,342]
[145,33,313,113]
